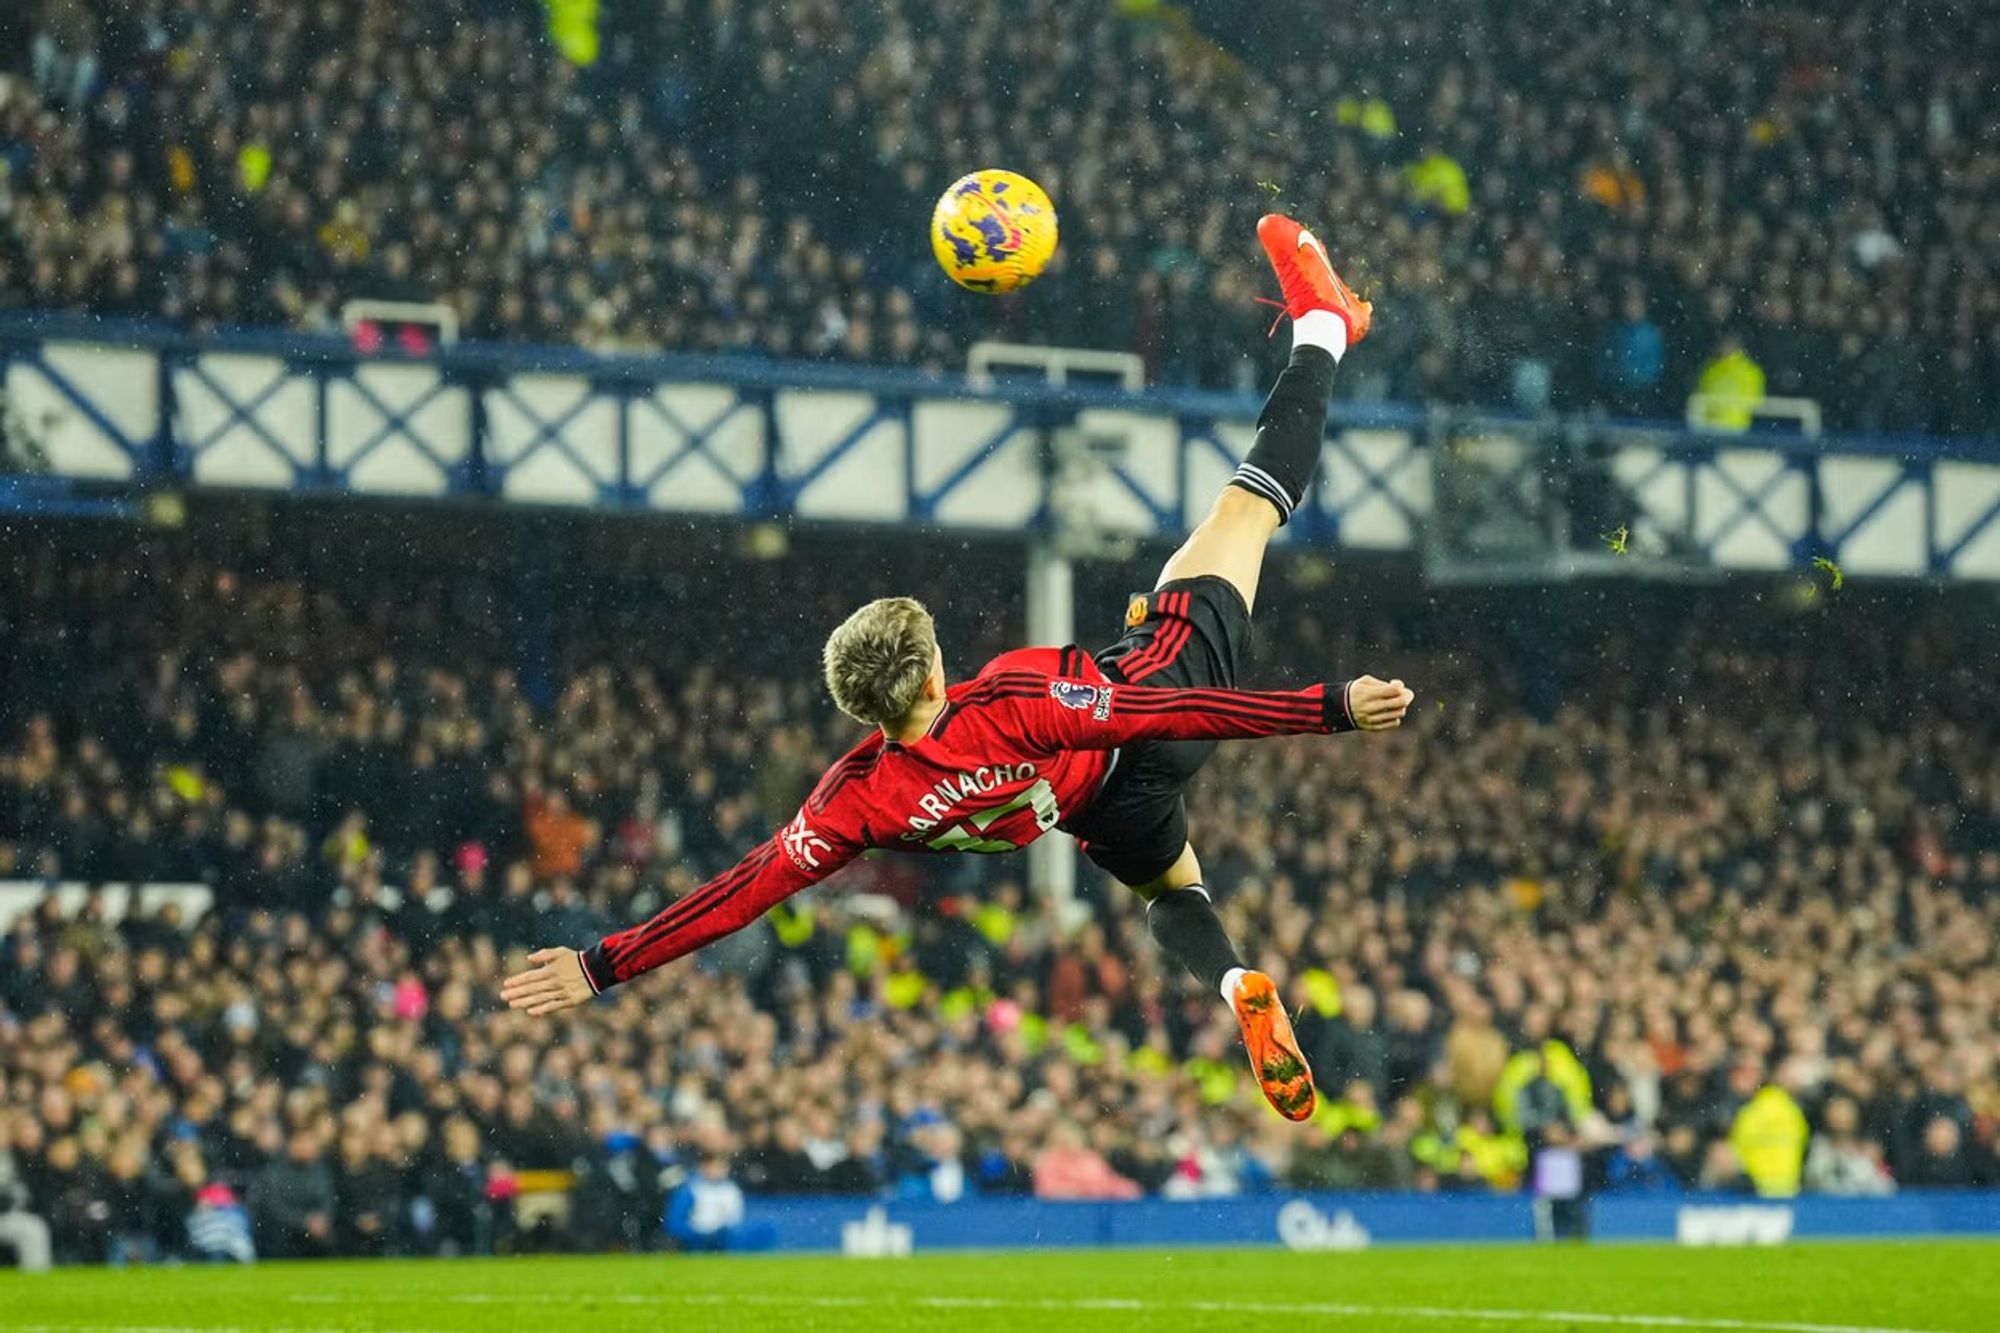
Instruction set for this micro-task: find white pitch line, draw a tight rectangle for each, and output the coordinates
[14,1326,438,1333]
[284,1288,1959,1333]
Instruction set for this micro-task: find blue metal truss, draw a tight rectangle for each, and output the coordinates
[1696,451,1812,557]
[909,406,1037,524]
[174,356,309,481]
[5,314,2000,582]
[628,392,757,507]
[769,399,895,512]
[1319,428,1424,545]
[328,367,471,491]
[0,341,157,476]
[1935,483,2000,575]
[484,376,617,501]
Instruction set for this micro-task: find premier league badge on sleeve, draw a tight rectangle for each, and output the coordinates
[1050,679,1112,720]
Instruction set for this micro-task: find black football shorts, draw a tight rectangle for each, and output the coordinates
[1062,574,1252,886]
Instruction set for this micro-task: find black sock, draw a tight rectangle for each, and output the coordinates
[1228,346,1339,525]
[1146,885,1246,993]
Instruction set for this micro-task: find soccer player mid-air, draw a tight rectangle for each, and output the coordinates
[502,215,1414,1120]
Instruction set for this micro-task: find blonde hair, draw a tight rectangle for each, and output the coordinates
[822,597,938,727]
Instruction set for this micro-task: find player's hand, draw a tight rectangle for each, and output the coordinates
[1348,675,1414,730]
[500,948,594,1016]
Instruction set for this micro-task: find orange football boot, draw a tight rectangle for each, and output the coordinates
[1232,970,1317,1121]
[1257,213,1373,345]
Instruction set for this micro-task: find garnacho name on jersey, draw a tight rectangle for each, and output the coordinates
[899,762,1040,837]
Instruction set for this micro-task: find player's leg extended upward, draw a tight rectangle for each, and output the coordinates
[1151,216,1372,613]
[1131,214,1372,1120]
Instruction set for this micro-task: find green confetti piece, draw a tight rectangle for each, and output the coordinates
[1600,524,1630,556]
[1812,555,1844,590]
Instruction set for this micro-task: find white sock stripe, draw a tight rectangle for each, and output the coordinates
[1146,883,1211,907]
[1236,462,1291,500]
[1231,463,1294,515]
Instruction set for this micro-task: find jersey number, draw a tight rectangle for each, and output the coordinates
[925,779,1061,853]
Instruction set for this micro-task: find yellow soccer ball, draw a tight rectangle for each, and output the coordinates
[930,169,1059,294]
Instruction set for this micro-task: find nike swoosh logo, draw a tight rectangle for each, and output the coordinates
[1298,228,1332,270]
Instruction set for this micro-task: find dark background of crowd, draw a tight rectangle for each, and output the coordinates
[1,502,1996,1264]
[2,0,1997,436]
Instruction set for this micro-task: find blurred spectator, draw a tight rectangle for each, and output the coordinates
[1601,1133,1680,1196]
[1900,1118,1990,1191]
[413,1118,500,1257]
[742,1118,821,1196]
[1729,1075,1811,1199]
[1404,149,1471,216]
[1689,337,1768,434]
[896,1119,969,1205]
[251,1130,335,1261]
[333,1131,403,1257]
[1513,1056,1573,1152]
[1697,1141,1752,1194]
[571,1129,667,1253]
[1032,1122,1142,1201]
[186,1180,257,1265]
[1600,291,1667,415]
[664,1152,746,1252]
[820,1122,887,1198]
[102,1137,154,1266]
[1803,1098,1894,1198]
[526,790,596,882]
[0,1126,54,1271]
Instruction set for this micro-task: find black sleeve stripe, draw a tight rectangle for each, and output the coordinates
[952,675,1055,708]
[607,874,755,972]
[605,844,780,968]
[968,680,1323,735]
[608,876,759,977]
[947,673,1032,708]
[1117,694,1321,723]
[809,750,880,812]
[976,685,1061,703]
[1117,687,1321,714]
[1112,590,1191,679]
[977,669,1047,691]
[1118,603,1195,681]
[1128,688,1328,720]
[972,681,1323,726]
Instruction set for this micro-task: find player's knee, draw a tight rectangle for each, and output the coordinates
[1207,485,1283,533]
[1127,843,1203,901]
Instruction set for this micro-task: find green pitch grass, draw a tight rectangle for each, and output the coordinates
[7,1241,1998,1333]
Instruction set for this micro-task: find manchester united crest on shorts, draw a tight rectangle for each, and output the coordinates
[1125,595,1149,628]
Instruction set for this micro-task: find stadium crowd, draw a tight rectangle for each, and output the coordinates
[1,0,1996,435]
[1,520,1996,1264]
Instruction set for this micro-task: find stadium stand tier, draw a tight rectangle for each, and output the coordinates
[1,512,1995,1263]
[2,0,1997,434]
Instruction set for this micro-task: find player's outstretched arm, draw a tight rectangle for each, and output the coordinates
[500,814,858,1015]
[994,669,1413,751]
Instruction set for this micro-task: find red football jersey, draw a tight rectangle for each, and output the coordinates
[579,647,1356,990]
